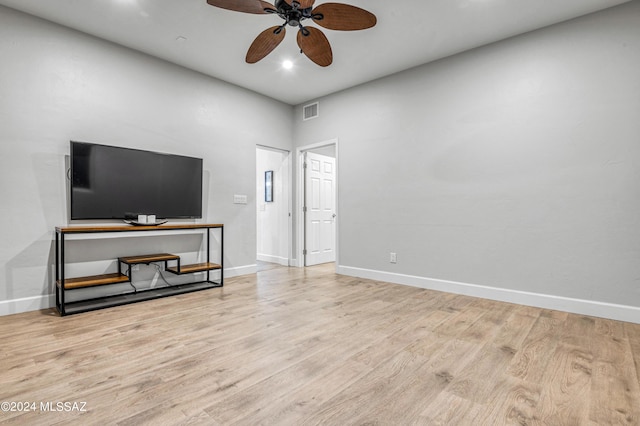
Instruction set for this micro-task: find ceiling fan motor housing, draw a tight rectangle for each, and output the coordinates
[287,10,302,26]
[273,0,315,28]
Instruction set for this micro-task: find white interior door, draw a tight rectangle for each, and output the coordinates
[304,152,336,266]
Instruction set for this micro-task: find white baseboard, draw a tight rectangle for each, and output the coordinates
[0,294,55,316]
[257,254,290,267]
[337,265,640,324]
[224,264,257,277]
[0,264,258,317]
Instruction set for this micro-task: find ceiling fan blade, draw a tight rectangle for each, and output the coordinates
[312,3,377,31]
[297,27,332,67]
[206,0,273,14]
[246,26,286,63]
[283,0,315,9]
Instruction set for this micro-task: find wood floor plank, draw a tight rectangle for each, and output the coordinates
[560,313,597,349]
[233,313,453,425]
[507,313,563,383]
[467,376,542,425]
[624,318,640,387]
[232,358,369,425]
[416,391,483,425]
[0,262,638,425]
[457,302,515,344]
[205,328,384,424]
[302,336,478,424]
[535,342,593,424]
[432,306,487,338]
[589,352,640,424]
[490,305,540,354]
[446,342,517,405]
[299,345,438,424]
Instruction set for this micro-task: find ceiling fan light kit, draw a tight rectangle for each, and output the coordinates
[206,0,377,66]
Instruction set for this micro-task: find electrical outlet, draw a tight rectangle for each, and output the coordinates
[390,252,397,263]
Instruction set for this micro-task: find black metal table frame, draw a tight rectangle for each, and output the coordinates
[54,224,223,316]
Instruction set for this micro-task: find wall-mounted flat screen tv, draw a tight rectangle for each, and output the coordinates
[70,141,203,220]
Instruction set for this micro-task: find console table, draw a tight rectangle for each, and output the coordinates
[54,223,223,316]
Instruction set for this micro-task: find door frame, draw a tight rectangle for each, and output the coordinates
[256,144,293,266]
[295,138,339,268]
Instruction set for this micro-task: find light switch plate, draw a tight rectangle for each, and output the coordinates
[234,194,248,204]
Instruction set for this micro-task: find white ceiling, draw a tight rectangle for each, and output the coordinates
[0,0,631,105]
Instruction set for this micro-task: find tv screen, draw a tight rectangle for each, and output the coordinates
[70,141,203,220]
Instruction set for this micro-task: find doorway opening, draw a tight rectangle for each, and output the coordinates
[256,145,291,269]
[296,140,338,268]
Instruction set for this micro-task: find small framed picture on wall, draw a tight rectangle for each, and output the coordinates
[265,170,273,202]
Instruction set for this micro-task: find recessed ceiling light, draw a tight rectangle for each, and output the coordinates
[282,60,293,70]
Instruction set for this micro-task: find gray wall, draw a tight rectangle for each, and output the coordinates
[0,6,293,314]
[293,2,640,319]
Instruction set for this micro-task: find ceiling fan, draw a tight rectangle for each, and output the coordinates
[206,0,377,67]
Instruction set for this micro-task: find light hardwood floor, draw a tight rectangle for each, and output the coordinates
[1,263,640,425]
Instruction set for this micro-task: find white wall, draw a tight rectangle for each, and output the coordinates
[293,2,640,322]
[256,147,289,265]
[308,144,336,159]
[0,6,293,314]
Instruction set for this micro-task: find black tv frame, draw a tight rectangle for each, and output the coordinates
[69,141,203,221]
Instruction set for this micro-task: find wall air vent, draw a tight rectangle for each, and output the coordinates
[303,102,319,121]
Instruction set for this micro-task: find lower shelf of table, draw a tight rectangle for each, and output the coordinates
[58,280,222,316]
[166,262,221,275]
[57,273,130,290]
